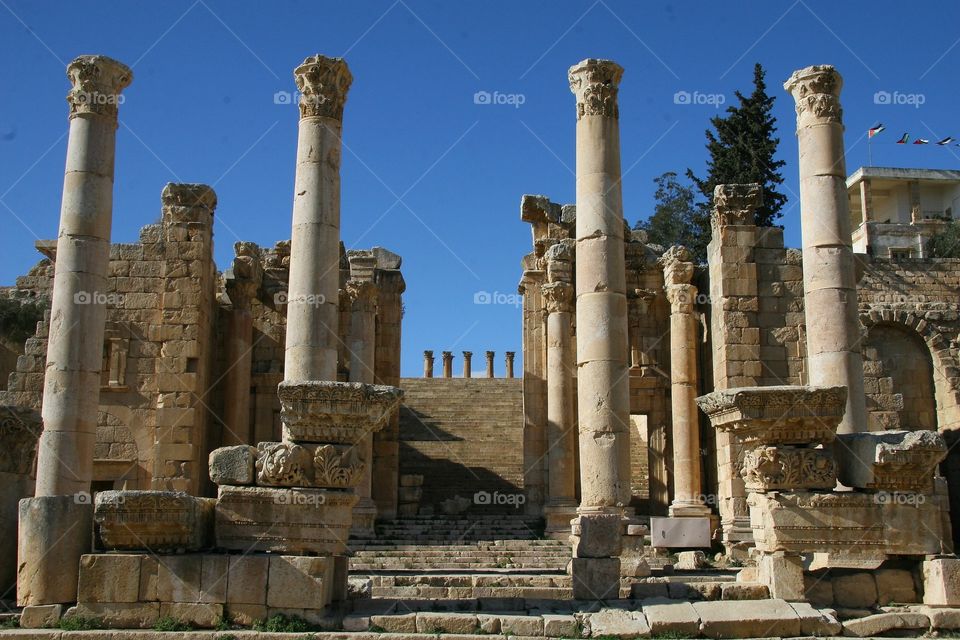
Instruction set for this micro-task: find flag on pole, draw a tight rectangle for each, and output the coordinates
[914,138,930,145]
[869,123,885,138]
[937,137,955,145]
[896,133,910,144]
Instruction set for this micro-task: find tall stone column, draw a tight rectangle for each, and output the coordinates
[660,247,711,517]
[442,351,453,378]
[542,278,579,538]
[21,55,131,609]
[222,242,262,446]
[347,277,379,535]
[784,65,866,434]
[568,58,629,599]
[485,351,495,378]
[284,55,352,383]
[423,350,434,378]
[462,351,472,378]
[505,352,515,378]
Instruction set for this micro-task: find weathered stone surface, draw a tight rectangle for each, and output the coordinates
[215,485,357,555]
[640,598,699,636]
[278,380,400,444]
[226,555,268,604]
[923,606,960,630]
[77,554,141,603]
[788,601,842,636]
[542,613,578,637]
[371,612,417,633]
[572,513,622,558]
[500,614,545,636]
[674,550,707,570]
[570,557,620,600]
[693,598,801,639]
[17,604,62,629]
[835,429,947,493]
[875,567,918,604]
[94,490,214,552]
[208,445,256,485]
[841,611,929,637]
[924,558,960,606]
[18,496,93,606]
[415,612,479,634]
[342,613,371,631]
[159,602,223,628]
[157,554,201,602]
[832,573,878,609]
[720,582,769,600]
[741,445,837,491]
[72,602,160,628]
[586,608,649,638]
[477,613,501,634]
[266,555,335,610]
[757,553,804,601]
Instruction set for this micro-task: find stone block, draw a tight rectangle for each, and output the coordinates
[693,598,801,639]
[833,573,878,609]
[572,513,622,558]
[804,574,833,606]
[542,613,578,637]
[77,554,142,603]
[18,604,62,629]
[159,602,223,628]
[208,445,256,485]
[266,555,334,611]
[477,613,501,634]
[674,550,707,570]
[415,612,479,634]
[835,429,947,492]
[200,554,228,603]
[630,582,669,600]
[225,603,267,626]
[587,608,650,638]
[215,485,356,555]
[570,557,620,600]
[757,553,804,601]
[73,602,160,629]
[227,555,268,604]
[139,556,159,601]
[342,613,370,631]
[924,558,960,606]
[640,598,699,636]
[788,601,841,636]
[841,611,929,637]
[500,613,544,636]
[371,613,418,633]
[876,567,918,604]
[94,490,214,552]
[720,582,768,600]
[157,554,201,602]
[18,496,93,606]
[925,606,960,630]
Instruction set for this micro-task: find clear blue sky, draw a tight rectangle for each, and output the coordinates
[2,1,959,378]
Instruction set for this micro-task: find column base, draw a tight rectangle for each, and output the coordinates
[543,501,578,540]
[350,498,378,538]
[668,500,712,518]
[18,495,93,606]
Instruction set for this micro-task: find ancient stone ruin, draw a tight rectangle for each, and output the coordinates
[3,54,960,639]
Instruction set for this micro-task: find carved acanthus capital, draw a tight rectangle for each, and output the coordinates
[568,58,623,120]
[66,55,132,121]
[784,65,843,128]
[741,445,837,492]
[659,245,694,284]
[712,183,762,229]
[665,283,697,314]
[161,183,218,216]
[346,279,378,313]
[294,55,352,120]
[835,429,948,494]
[542,281,575,314]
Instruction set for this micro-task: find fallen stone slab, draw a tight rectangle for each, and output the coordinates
[918,605,960,630]
[586,608,650,638]
[17,605,62,630]
[788,601,842,636]
[640,598,699,636]
[841,611,930,637]
[693,598,801,639]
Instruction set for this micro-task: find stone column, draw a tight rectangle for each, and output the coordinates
[505,352,515,378]
[660,247,711,518]
[542,279,579,537]
[785,65,867,434]
[859,179,872,225]
[34,55,132,498]
[462,351,472,378]
[222,242,262,447]
[423,350,434,378]
[485,351,495,378]
[442,351,453,378]
[284,55,352,383]
[568,58,629,599]
[21,55,131,609]
[347,277,378,535]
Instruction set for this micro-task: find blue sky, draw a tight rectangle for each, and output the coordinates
[2,1,959,378]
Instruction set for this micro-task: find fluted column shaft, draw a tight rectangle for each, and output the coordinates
[284,56,352,383]
[785,65,866,433]
[36,56,132,497]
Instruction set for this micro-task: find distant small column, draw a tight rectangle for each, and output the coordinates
[423,350,434,378]
[485,351,495,378]
[505,352,516,378]
[462,351,473,378]
[442,351,453,378]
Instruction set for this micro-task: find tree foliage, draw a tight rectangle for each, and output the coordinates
[927,222,960,258]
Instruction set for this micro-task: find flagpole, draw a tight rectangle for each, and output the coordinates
[868,137,872,166]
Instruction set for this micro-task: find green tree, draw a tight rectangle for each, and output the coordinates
[687,63,787,235]
[926,222,960,258]
[634,171,701,258]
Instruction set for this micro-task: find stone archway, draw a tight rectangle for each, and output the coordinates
[863,323,938,431]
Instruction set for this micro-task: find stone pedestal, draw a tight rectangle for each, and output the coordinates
[36,55,132,497]
[784,65,867,434]
[18,496,93,606]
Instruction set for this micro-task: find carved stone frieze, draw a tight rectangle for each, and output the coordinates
[278,380,402,444]
[741,445,837,492]
[835,429,948,494]
[94,490,214,552]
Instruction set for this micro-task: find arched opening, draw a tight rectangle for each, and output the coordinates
[863,324,937,431]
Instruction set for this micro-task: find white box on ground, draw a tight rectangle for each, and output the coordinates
[649,516,711,548]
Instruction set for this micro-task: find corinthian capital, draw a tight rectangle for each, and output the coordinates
[541,281,574,314]
[568,58,623,120]
[665,283,696,314]
[66,55,132,120]
[784,64,843,128]
[346,279,378,313]
[712,183,763,229]
[294,55,352,120]
[658,245,694,286]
